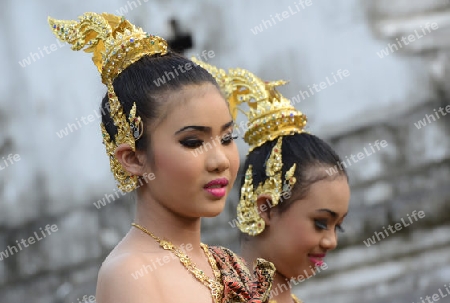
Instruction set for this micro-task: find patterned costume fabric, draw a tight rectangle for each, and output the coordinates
[209,246,275,303]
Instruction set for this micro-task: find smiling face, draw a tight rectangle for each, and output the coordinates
[141,83,240,218]
[260,174,350,280]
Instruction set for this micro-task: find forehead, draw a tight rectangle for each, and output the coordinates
[294,176,350,217]
[157,84,231,130]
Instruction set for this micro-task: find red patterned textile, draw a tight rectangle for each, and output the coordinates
[209,246,275,303]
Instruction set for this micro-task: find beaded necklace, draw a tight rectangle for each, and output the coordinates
[132,223,223,303]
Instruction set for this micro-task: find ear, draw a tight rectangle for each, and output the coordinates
[114,143,147,176]
[255,194,275,227]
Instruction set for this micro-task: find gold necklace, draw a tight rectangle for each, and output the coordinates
[269,294,303,303]
[131,223,223,303]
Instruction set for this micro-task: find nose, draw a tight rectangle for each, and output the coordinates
[320,231,338,251]
[205,143,230,173]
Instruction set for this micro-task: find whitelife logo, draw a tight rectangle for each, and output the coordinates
[363,210,425,247]
[0,153,21,171]
[0,224,59,261]
[250,0,313,35]
[376,22,439,58]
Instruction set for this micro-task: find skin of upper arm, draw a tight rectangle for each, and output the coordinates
[95,254,162,303]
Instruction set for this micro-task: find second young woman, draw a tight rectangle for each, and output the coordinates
[193,59,350,303]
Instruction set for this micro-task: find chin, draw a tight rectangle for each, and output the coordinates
[291,265,316,281]
[200,202,226,217]
[202,207,225,217]
[202,211,222,218]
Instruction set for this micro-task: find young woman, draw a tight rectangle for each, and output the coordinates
[48,12,274,303]
[238,133,350,303]
[193,60,350,303]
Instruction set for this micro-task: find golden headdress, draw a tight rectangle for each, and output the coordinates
[48,12,168,192]
[192,59,308,235]
[192,58,307,152]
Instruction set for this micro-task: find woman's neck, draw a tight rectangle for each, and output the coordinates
[241,240,294,303]
[134,192,202,250]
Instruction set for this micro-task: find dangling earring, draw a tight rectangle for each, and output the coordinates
[130,116,144,140]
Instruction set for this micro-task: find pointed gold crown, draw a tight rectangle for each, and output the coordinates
[48,12,168,192]
[191,59,307,151]
[192,59,306,235]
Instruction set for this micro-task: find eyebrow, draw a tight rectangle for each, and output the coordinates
[174,120,234,135]
[315,208,348,218]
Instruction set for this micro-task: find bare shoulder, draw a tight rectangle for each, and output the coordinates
[96,252,162,303]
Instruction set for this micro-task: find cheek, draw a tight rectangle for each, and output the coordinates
[277,216,318,252]
[152,145,202,183]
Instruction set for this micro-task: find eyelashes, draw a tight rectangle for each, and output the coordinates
[221,133,238,144]
[179,139,203,148]
[314,220,345,233]
[179,133,237,149]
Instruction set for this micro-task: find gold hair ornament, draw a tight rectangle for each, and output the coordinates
[226,69,307,152]
[237,137,297,235]
[192,60,306,235]
[48,12,168,192]
[231,67,303,235]
[191,60,307,152]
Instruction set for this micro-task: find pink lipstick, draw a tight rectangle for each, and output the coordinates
[204,178,229,198]
[308,253,326,267]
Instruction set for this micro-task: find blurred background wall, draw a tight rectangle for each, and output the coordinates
[1,0,449,302]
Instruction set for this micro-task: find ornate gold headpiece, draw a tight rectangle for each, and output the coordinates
[237,137,297,235]
[48,12,168,192]
[191,59,307,151]
[191,59,307,235]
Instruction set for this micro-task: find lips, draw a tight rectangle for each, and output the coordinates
[308,253,326,267]
[205,178,229,188]
[204,178,229,198]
